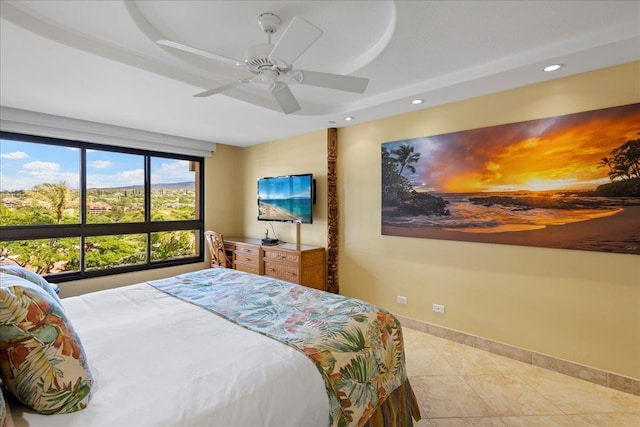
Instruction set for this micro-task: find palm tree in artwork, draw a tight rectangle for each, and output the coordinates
[392,144,421,175]
[612,138,640,179]
[597,156,614,171]
[598,138,640,181]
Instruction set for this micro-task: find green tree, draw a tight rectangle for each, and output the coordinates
[2,238,79,274]
[30,181,69,224]
[84,235,145,269]
[151,231,196,261]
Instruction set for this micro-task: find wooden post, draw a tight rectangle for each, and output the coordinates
[295,222,301,246]
[327,128,339,294]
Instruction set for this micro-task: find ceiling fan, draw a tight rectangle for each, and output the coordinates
[157,13,369,114]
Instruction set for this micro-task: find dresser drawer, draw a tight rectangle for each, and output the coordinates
[235,263,260,275]
[234,244,260,256]
[264,261,299,283]
[263,249,299,264]
[235,252,259,265]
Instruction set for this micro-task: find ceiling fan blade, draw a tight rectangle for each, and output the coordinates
[294,70,369,93]
[270,83,301,114]
[268,16,322,66]
[193,79,250,97]
[157,39,244,67]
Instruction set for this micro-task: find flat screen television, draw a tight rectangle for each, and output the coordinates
[257,174,314,224]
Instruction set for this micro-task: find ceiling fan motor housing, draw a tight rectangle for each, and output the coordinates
[244,43,287,75]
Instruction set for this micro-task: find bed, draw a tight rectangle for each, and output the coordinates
[1,267,420,427]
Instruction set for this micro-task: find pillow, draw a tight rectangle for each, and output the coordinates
[0,264,61,304]
[0,386,6,427]
[0,273,93,414]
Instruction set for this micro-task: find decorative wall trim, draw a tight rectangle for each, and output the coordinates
[0,107,216,157]
[394,314,640,397]
[326,128,339,294]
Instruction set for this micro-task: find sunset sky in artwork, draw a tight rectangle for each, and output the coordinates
[383,103,640,193]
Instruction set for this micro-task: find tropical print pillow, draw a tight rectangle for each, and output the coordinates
[0,264,61,304]
[0,273,93,414]
[0,386,6,427]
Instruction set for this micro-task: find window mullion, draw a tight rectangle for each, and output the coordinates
[145,155,152,264]
[80,147,87,273]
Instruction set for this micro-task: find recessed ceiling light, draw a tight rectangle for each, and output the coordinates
[411,99,423,105]
[543,64,562,72]
[344,116,354,121]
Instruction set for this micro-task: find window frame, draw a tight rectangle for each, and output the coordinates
[0,131,205,282]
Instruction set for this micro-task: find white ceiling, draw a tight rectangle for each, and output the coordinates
[1,0,639,147]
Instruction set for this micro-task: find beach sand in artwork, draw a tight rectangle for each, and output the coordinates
[382,206,640,255]
[259,202,299,221]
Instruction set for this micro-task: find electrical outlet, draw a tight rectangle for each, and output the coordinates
[432,303,445,314]
[396,296,408,305]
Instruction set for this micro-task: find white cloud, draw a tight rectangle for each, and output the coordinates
[119,169,144,181]
[13,162,79,189]
[23,161,60,173]
[90,160,112,169]
[152,160,193,183]
[157,160,188,172]
[1,151,29,159]
[2,171,79,191]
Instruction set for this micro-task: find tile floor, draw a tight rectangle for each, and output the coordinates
[403,327,640,426]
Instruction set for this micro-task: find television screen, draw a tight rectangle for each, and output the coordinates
[257,174,313,224]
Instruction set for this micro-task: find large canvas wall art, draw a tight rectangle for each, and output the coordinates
[381,103,640,255]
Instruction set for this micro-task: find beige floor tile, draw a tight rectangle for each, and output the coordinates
[497,414,591,426]
[482,354,541,375]
[406,346,458,376]
[437,343,521,376]
[520,369,640,413]
[429,417,506,426]
[464,374,564,416]
[413,417,435,426]
[411,376,496,418]
[405,327,456,349]
[570,412,640,427]
[404,329,439,351]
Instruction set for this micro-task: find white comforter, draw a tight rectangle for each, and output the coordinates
[9,283,329,427]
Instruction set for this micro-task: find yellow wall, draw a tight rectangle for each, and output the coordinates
[240,129,328,247]
[204,143,245,237]
[338,62,640,379]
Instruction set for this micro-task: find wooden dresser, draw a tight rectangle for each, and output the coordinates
[222,237,326,290]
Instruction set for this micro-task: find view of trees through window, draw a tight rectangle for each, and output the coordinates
[0,133,203,280]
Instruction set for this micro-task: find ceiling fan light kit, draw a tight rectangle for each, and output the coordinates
[157,13,369,114]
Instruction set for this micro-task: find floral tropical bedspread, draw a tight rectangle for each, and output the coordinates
[147,268,409,427]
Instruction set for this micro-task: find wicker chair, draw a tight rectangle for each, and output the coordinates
[204,230,232,268]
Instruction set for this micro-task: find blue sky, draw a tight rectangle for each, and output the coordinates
[0,139,194,191]
[258,175,312,200]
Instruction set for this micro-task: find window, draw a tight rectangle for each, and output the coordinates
[0,132,204,282]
